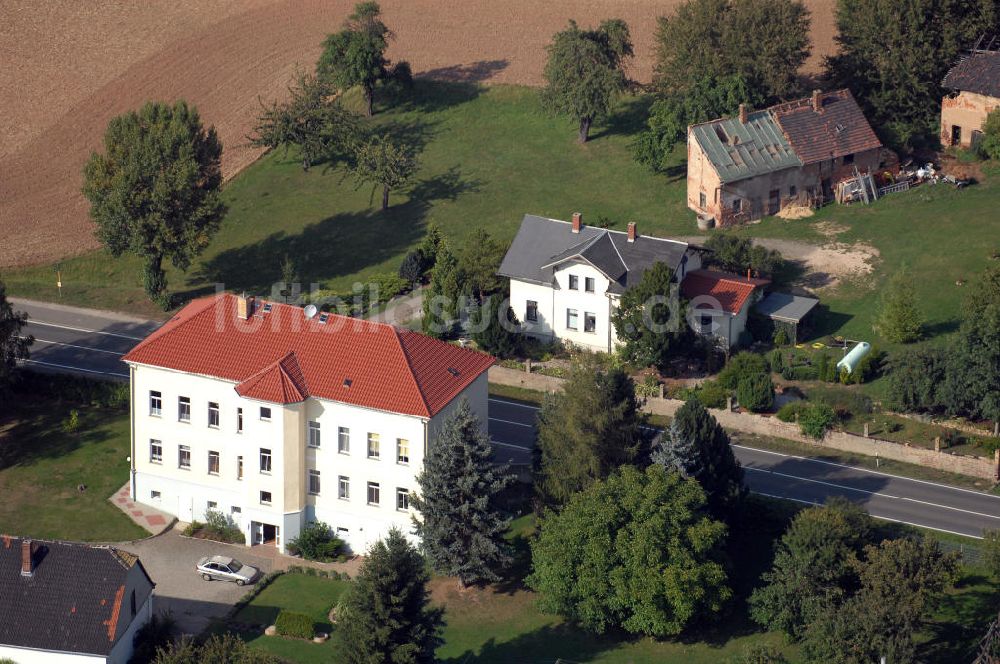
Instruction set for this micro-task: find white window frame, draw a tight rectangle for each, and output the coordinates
[178,445,191,469]
[566,308,578,330]
[149,439,162,464]
[396,487,410,512]
[237,407,244,433]
[259,448,272,474]
[338,427,350,454]
[207,501,218,510]
[308,421,321,448]
[367,433,380,459]
[585,277,595,293]
[338,476,350,501]
[526,300,538,322]
[584,312,597,334]
[178,396,191,423]
[308,469,321,496]
[149,391,162,417]
[150,490,161,501]
[367,481,380,506]
[568,274,579,290]
[397,438,409,465]
[259,491,272,506]
[259,406,272,421]
[208,402,220,428]
[207,450,220,475]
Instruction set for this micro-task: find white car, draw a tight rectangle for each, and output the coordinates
[196,555,258,586]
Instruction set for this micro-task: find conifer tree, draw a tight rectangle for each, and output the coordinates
[412,400,515,586]
[335,528,444,663]
[651,398,745,519]
[873,266,924,343]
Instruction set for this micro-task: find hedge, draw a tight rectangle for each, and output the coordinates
[275,610,315,639]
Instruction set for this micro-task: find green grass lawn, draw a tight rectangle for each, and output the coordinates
[0,398,146,541]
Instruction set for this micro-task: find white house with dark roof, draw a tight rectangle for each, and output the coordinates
[0,536,154,664]
[499,213,772,351]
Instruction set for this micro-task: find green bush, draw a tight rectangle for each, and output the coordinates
[128,613,177,664]
[984,529,1000,578]
[275,610,315,639]
[786,365,819,381]
[737,372,774,412]
[776,401,808,423]
[201,509,245,544]
[718,352,769,390]
[768,350,784,373]
[61,409,80,434]
[287,521,344,562]
[678,379,730,409]
[799,403,837,439]
[772,327,789,347]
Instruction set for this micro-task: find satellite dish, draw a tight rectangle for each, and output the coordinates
[304,304,318,320]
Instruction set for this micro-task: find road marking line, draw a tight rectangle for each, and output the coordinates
[28,320,144,341]
[488,397,542,410]
[488,417,535,429]
[752,491,984,540]
[734,444,1000,501]
[19,358,129,378]
[26,337,126,356]
[490,440,532,451]
[746,466,1000,521]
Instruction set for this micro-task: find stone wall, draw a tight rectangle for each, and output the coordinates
[488,366,1000,480]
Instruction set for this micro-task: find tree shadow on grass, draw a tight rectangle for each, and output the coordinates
[589,94,655,142]
[0,402,118,469]
[387,79,490,114]
[809,305,854,340]
[185,167,479,296]
[438,623,620,664]
[418,60,509,85]
[921,582,1000,663]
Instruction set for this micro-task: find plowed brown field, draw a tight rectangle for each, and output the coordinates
[0,0,836,268]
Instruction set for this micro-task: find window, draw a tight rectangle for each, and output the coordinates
[585,277,595,293]
[396,487,410,511]
[566,309,578,330]
[260,491,272,505]
[338,427,350,454]
[149,439,162,463]
[231,506,241,514]
[237,456,243,480]
[698,192,707,209]
[367,482,380,506]
[178,445,190,469]
[237,407,243,433]
[178,396,191,422]
[260,407,271,421]
[308,470,321,495]
[208,402,220,428]
[149,391,162,416]
[789,185,797,198]
[338,476,350,500]
[526,300,538,322]
[150,490,161,501]
[367,433,380,459]
[260,448,272,474]
[584,312,596,333]
[952,124,963,145]
[568,274,579,290]
[397,438,410,465]
[208,450,220,475]
[843,153,855,165]
[308,421,321,448]
[732,198,742,213]
[207,501,217,509]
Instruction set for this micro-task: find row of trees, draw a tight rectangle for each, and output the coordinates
[0,279,32,400]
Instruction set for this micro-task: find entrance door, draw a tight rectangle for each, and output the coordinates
[262,524,278,545]
[768,189,780,215]
[952,124,962,145]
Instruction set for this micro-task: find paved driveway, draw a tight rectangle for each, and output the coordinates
[122,529,277,635]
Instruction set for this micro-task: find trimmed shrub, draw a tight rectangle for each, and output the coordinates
[718,352,769,390]
[275,610,315,639]
[398,248,430,284]
[799,403,837,439]
[737,372,774,412]
[768,350,784,373]
[776,401,808,423]
[202,509,245,544]
[286,521,344,562]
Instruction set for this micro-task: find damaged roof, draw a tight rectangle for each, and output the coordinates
[942,51,1000,98]
[690,111,801,184]
[498,214,694,294]
[771,90,883,164]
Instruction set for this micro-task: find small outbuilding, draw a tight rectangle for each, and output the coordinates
[754,292,819,345]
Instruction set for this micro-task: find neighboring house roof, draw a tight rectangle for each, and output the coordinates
[942,51,1000,98]
[0,536,154,656]
[690,111,801,184]
[755,291,819,324]
[498,214,692,294]
[771,90,882,165]
[122,294,495,418]
[680,269,770,315]
[690,89,881,183]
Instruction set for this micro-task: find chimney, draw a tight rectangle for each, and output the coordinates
[812,89,822,113]
[21,539,35,577]
[627,222,637,243]
[571,212,582,233]
[237,294,255,320]
[739,103,748,124]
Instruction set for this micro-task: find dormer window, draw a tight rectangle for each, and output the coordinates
[568,275,579,290]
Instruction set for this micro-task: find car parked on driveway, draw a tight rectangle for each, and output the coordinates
[196,555,258,586]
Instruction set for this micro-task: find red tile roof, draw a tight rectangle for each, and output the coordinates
[681,269,770,314]
[772,89,882,164]
[123,294,494,418]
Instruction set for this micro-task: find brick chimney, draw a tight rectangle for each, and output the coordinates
[237,294,255,320]
[812,89,822,113]
[739,103,748,124]
[627,222,637,243]
[21,539,35,577]
[571,212,582,233]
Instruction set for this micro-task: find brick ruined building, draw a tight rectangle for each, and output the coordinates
[941,49,1000,149]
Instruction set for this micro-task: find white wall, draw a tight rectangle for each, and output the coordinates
[510,280,555,340]
[0,645,106,663]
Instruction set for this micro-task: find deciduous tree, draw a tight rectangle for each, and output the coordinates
[980,107,1000,160]
[651,399,746,519]
[541,19,633,143]
[412,400,515,586]
[352,133,418,210]
[335,528,444,663]
[705,235,784,277]
[82,101,225,307]
[0,279,32,398]
[528,464,731,636]
[534,353,649,508]
[612,261,687,371]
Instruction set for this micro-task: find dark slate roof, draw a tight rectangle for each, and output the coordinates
[942,51,1000,98]
[755,291,819,323]
[690,111,801,184]
[772,89,882,164]
[498,214,692,294]
[0,536,154,656]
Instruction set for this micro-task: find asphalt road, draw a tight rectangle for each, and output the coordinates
[13,298,1000,539]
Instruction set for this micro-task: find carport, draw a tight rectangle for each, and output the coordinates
[754,292,819,345]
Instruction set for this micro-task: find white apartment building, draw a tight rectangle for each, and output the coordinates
[499,213,770,351]
[122,293,494,554]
